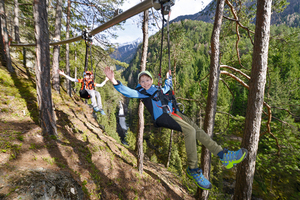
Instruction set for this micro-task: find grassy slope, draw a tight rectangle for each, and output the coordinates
[0,61,195,200]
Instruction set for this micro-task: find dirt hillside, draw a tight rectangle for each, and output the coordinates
[0,63,195,200]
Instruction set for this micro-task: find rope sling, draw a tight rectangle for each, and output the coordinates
[79,29,94,99]
[156,1,184,113]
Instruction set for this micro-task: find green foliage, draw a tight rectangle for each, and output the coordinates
[4,0,300,197]
[122,18,300,198]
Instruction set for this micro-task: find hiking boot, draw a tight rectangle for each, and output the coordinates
[93,106,100,112]
[99,109,106,115]
[186,167,212,190]
[220,148,248,169]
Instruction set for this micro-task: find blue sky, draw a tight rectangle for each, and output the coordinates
[110,0,212,45]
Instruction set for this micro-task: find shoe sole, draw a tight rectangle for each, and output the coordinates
[224,149,248,169]
[186,172,212,190]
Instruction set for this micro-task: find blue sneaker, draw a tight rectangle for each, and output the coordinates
[186,167,212,190]
[93,106,100,112]
[220,148,248,169]
[99,109,106,115]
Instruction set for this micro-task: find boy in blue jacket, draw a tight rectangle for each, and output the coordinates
[104,67,248,190]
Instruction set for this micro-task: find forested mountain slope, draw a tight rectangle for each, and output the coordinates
[0,62,195,200]
[171,0,300,27]
[122,19,300,199]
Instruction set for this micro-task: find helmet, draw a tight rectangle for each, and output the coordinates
[85,71,92,75]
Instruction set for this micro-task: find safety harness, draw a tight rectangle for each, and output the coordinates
[136,85,180,116]
[79,78,95,99]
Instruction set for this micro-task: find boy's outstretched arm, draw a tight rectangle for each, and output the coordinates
[95,77,109,87]
[58,69,78,82]
[104,67,150,99]
[162,71,172,93]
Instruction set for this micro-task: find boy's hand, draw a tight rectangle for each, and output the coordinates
[104,67,114,80]
[104,67,118,85]
[58,69,64,75]
[166,70,171,78]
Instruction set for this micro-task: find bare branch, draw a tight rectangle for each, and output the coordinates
[271,106,296,117]
[224,0,255,71]
[223,15,255,44]
[221,70,281,155]
[220,78,235,133]
[221,71,249,89]
[220,65,251,79]
[151,7,161,29]
[261,102,281,156]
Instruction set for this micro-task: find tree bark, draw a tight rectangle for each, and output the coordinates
[166,130,173,168]
[233,0,272,199]
[34,0,57,136]
[199,0,225,199]
[52,0,63,92]
[136,8,149,174]
[14,0,20,43]
[0,0,13,72]
[65,0,71,96]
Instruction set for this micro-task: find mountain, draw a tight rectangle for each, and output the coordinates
[170,1,215,24]
[112,0,299,70]
[271,0,300,27]
[110,38,142,68]
[170,0,300,27]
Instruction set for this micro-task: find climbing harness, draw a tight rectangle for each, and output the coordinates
[79,71,95,99]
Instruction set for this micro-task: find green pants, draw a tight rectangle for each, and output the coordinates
[171,112,223,169]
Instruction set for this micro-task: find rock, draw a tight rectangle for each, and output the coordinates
[0,169,85,200]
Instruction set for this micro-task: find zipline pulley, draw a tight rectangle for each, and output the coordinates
[153,0,175,15]
[82,29,92,43]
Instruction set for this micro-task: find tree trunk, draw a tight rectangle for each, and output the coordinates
[52,0,63,92]
[14,0,20,43]
[199,0,225,199]
[136,8,149,174]
[65,0,71,96]
[166,130,173,168]
[34,0,57,136]
[0,0,13,72]
[233,0,272,199]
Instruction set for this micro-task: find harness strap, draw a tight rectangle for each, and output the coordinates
[171,111,182,120]
[81,79,95,90]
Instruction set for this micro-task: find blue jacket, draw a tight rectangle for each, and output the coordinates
[114,77,174,121]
